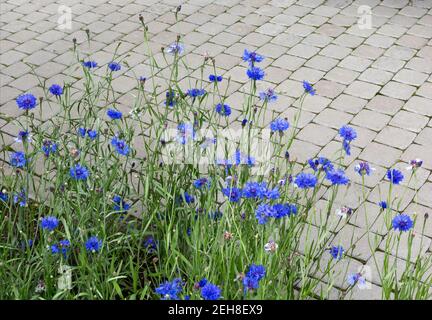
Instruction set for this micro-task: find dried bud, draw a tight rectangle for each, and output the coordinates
[425,212,429,220]
[224,231,233,240]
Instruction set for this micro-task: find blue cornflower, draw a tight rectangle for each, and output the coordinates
[329,245,344,260]
[15,130,32,143]
[179,192,195,204]
[392,214,413,232]
[378,201,387,210]
[0,191,8,202]
[347,273,366,288]
[201,283,221,300]
[222,187,242,203]
[246,66,265,81]
[255,204,276,224]
[303,81,316,96]
[326,169,350,186]
[339,125,357,142]
[49,84,63,96]
[52,239,70,258]
[10,151,26,168]
[243,182,267,199]
[41,216,59,231]
[270,118,289,132]
[107,108,122,120]
[113,195,131,213]
[139,76,147,82]
[187,88,206,98]
[197,278,208,288]
[215,103,231,116]
[87,130,97,139]
[111,137,130,156]
[343,139,352,156]
[246,264,266,281]
[82,60,98,68]
[355,161,374,176]
[295,173,317,189]
[108,61,121,71]
[41,140,57,157]
[265,187,280,200]
[386,169,404,185]
[165,42,184,55]
[177,122,196,144]
[78,127,86,137]
[13,189,27,207]
[16,93,37,110]
[209,74,222,82]
[85,236,102,253]
[165,90,176,107]
[144,236,157,254]
[308,157,334,173]
[155,278,183,300]
[243,264,266,293]
[259,88,277,102]
[273,203,297,219]
[193,178,211,189]
[69,164,89,180]
[242,49,264,65]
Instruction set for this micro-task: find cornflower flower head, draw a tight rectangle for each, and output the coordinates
[209,74,222,82]
[386,169,404,185]
[329,245,344,260]
[112,195,131,213]
[42,140,58,157]
[354,161,375,176]
[85,236,102,253]
[69,164,89,180]
[155,278,183,300]
[242,49,264,65]
[13,189,27,207]
[108,61,121,71]
[303,80,316,96]
[10,151,26,168]
[16,93,37,110]
[201,283,221,300]
[246,66,265,81]
[222,187,242,203]
[406,159,423,171]
[165,42,184,55]
[187,88,206,98]
[82,60,98,68]
[107,108,122,120]
[41,216,59,231]
[15,130,32,143]
[49,84,63,96]
[259,88,277,102]
[392,214,413,232]
[193,177,211,189]
[326,168,350,186]
[111,136,130,156]
[215,103,231,116]
[294,173,317,189]
[270,118,289,132]
[242,181,267,199]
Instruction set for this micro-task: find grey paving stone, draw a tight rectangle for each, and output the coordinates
[372,56,405,73]
[359,142,402,168]
[297,123,337,147]
[374,126,417,150]
[358,68,393,85]
[320,44,352,59]
[393,69,429,86]
[366,95,404,116]
[330,94,367,115]
[404,96,432,116]
[345,81,381,99]
[380,81,416,100]
[390,110,429,133]
[288,43,320,59]
[324,67,359,85]
[313,108,353,129]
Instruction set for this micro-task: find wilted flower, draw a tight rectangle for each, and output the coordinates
[406,159,423,171]
[264,240,278,253]
[259,88,277,102]
[354,162,375,176]
[336,206,353,219]
[165,42,184,55]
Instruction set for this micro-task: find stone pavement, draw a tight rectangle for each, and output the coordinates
[1,0,432,298]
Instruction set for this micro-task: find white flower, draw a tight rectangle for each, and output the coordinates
[264,240,278,253]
